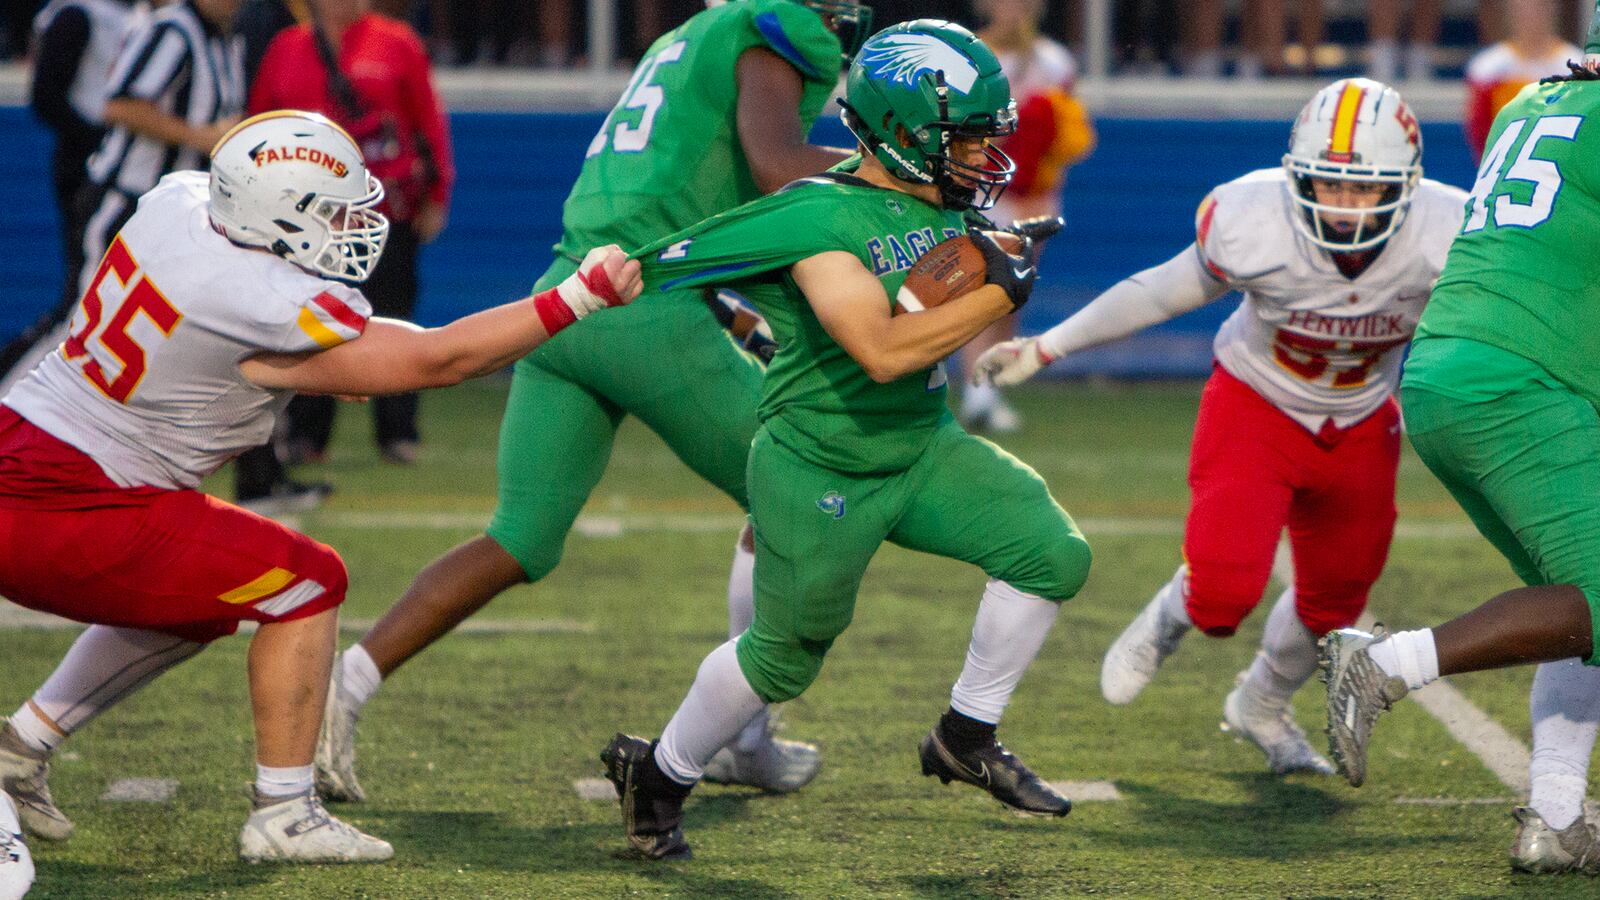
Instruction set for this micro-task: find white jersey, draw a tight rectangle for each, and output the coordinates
[3,172,371,490]
[1196,167,1466,434]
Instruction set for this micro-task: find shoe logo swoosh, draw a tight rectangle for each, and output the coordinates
[952,754,991,786]
[1012,265,1033,281]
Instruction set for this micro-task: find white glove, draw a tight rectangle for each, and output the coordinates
[972,336,1054,387]
[557,245,633,318]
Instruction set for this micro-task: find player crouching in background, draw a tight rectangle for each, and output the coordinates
[975,79,1465,776]
[0,110,638,866]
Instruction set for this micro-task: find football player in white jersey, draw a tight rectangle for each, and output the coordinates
[0,110,639,865]
[974,78,1467,775]
[0,793,30,900]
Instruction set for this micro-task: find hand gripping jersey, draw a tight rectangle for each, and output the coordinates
[1419,79,1600,409]
[3,171,371,490]
[637,169,972,474]
[1196,168,1465,434]
[554,0,842,263]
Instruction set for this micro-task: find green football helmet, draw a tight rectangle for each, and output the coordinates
[839,19,1017,210]
[705,0,873,68]
[802,0,873,65]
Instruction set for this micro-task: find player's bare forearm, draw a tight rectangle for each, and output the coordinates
[796,251,1011,383]
[242,248,641,394]
[736,47,852,193]
[239,310,554,396]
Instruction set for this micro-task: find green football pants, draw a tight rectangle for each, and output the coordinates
[735,420,1092,702]
[486,258,763,580]
[1401,336,1600,665]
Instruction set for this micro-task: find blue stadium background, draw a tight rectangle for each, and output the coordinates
[0,109,1477,377]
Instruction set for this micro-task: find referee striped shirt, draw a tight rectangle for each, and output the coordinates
[86,0,243,198]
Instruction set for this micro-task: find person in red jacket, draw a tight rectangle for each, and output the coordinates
[250,0,454,465]
[1462,0,1578,163]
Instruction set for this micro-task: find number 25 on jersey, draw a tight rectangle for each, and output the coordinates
[63,235,182,404]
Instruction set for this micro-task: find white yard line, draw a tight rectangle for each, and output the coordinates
[298,510,1481,541]
[0,604,592,636]
[1354,612,1532,796]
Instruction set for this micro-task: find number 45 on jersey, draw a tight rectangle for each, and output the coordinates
[1463,114,1582,233]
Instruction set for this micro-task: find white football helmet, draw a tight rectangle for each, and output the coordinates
[1282,78,1422,251]
[209,110,390,282]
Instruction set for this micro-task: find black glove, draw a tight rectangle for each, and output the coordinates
[1008,214,1065,243]
[969,228,1037,311]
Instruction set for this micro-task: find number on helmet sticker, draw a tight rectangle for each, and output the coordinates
[587,41,687,158]
[1462,115,1583,233]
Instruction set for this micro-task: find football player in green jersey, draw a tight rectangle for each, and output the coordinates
[1322,64,1600,874]
[599,20,1092,860]
[312,0,872,803]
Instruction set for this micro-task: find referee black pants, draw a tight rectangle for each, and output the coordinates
[285,220,423,453]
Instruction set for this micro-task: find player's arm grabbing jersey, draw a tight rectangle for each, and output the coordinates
[635,172,987,474]
[556,0,843,261]
[986,167,1464,434]
[4,171,638,490]
[4,172,372,490]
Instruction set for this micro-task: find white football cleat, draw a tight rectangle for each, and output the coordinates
[1320,626,1409,788]
[0,719,72,842]
[1221,678,1335,776]
[1510,806,1600,875]
[1101,594,1190,705]
[702,711,821,793]
[239,791,392,863]
[0,793,35,900]
[315,662,366,803]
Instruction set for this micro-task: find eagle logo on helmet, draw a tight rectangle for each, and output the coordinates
[859,34,979,94]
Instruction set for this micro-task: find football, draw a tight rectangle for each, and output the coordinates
[895,231,1023,315]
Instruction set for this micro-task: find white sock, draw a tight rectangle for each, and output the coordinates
[725,529,774,752]
[1242,587,1318,707]
[727,532,755,639]
[655,640,767,785]
[341,644,383,710]
[962,382,1000,417]
[255,764,314,799]
[1528,658,1600,830]
[8,703,64,754]
[1364,628,1439,691]
[27,625,204,742]
[949,580,1061,724]
[1157,565,1193,627]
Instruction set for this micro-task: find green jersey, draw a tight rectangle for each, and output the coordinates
[552,0,840,263]
[1415,79,1600,406]
[636,170,972,474]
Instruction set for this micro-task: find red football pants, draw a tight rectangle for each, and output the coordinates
[1182,365,1400,637]
[0,407,347,643]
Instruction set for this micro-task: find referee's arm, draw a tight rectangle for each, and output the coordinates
[101,23,238,154]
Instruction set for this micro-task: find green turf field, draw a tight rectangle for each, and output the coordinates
[5,378,1595,898]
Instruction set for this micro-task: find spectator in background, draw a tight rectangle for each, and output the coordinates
[236,0,305,83]
[0,0,244,399]
[1239,0,1322,77]
[250,0,453,465]
[23,0,145,356]
[1464,0,1579,163]
[1369,0,1441,81]
[960,0,1094,433]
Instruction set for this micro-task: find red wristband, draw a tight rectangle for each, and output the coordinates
[533,287,578,335]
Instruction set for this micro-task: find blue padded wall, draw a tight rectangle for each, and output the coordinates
[0,107,1478,376]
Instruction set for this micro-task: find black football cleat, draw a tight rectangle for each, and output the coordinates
[919,727,1071,817]
[600,733,692,860]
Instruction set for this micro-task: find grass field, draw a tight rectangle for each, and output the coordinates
[5,378,1597,898]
